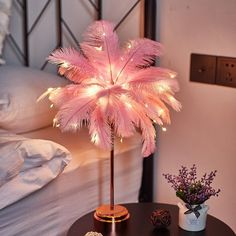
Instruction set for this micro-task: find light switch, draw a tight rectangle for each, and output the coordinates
[190,54,216,84]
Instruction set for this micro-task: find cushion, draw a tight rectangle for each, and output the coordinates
[0,65,69,133]
[0,0,12,64]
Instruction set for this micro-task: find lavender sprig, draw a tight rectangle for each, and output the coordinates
[163,165,220,205]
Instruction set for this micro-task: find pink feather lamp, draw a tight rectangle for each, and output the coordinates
[42,20,181,223]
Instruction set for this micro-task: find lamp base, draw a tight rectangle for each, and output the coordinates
[94,204,130,223]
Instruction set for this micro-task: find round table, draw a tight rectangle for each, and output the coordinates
[67,202,235,236]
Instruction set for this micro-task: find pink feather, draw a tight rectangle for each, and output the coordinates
[89,106,111,150]
[124,100,156,157]
[81,21,120,84]
[106,95,136,137]
[115,38,163,83]
[48,47,96,83]
[45,20,181,157]
[127,67,176,85]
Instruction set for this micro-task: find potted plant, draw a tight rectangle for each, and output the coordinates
[163,164,220,231]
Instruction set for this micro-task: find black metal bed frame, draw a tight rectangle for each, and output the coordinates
[7,0,156,203]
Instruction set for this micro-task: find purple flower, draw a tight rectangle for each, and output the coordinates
[163,165,221,205]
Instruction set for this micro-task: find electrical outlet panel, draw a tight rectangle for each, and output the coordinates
[190,54,216,84]
[190,53,236,88]
[216,57,236,88]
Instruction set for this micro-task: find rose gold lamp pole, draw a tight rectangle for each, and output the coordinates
[94,124,130,223]
[110,125,115,210]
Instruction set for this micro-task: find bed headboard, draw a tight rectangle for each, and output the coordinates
[5,0,156,202]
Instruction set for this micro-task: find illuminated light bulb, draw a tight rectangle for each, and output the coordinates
[99,97,108,107]
[127,43,132,49]
[162,127,167,132]
[53,118,57,127]
[158,109,164,116]
[91,135,96,143]
[145,103,148,108]
[168,96,175,102]
[50,87,62,97]
[125,102,132,108]
[48,87,54,92]
[120,137,123,143]
[50,104,54,108]
[157,84,169,93]
[102,32,106,36]
[121,84,129,89]
[157,86,165,93]
[91,134,99,143]
[95,46,102,51]
[86,85,101,96]
[37,87,57,102]
[169,72,176,78]
[130,58,133,62]
[62,61,69,68]
[53,118,60,127]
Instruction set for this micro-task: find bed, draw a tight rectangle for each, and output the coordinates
[0,126,143,235]
[0,1,156,235]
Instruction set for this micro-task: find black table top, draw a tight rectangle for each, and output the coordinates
[67,202,235,236]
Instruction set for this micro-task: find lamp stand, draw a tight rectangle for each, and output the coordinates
[94,125,130,223]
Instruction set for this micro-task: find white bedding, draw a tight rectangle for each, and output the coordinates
[0,129,71,209]
[0,126,143,236]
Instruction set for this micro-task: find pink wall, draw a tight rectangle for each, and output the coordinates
[154,0,236,232]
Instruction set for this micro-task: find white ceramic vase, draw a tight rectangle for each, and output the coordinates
[178,202,209,231]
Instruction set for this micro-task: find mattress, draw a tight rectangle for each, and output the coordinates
[0,126,143,236]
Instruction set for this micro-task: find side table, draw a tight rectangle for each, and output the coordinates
[67,202,235,236]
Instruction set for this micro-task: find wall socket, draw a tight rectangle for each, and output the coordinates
[190,53,236,88]
[216,57,236,88]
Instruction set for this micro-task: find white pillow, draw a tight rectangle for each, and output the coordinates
[0,0,12,64]
[0,65,69,133]
[0,128,71,209]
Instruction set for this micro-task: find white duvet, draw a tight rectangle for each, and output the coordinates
[0,129,71,209]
